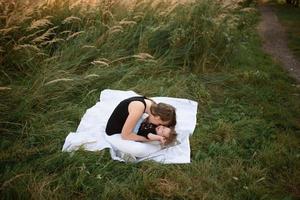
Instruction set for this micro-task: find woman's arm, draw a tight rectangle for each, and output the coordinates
[121,101,150,142]
[147,133,166,144]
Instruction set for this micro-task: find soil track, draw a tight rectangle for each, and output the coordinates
[257,4,300,82]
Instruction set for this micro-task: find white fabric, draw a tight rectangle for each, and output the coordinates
[62,89,198,163]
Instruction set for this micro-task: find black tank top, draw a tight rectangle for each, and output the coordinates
[105,96,147,135]
[137,120,157,139]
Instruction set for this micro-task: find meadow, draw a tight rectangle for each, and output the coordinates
[1,0,299,199]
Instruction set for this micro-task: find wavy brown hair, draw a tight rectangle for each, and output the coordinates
[150,102,177,127]
[165,127,177,146]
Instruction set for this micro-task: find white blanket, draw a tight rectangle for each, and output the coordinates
[62,89,198,163]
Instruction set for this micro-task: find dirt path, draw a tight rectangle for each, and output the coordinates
[257,4,300,82]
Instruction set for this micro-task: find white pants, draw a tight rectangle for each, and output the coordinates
[105,117,161,158]
[105,134,161,158]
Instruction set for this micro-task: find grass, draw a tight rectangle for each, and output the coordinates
[1,0,300,199]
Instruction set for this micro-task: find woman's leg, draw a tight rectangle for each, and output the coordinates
[105,134,161,158]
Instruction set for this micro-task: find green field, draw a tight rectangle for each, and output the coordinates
[1,0,299,199]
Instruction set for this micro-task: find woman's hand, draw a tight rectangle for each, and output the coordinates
[148,133,166,144]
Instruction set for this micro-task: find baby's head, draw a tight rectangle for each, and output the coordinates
[156,125,177,145]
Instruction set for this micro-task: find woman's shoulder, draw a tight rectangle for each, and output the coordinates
[128,101,146,114]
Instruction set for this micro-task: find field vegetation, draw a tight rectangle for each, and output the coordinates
[1,0,299,199]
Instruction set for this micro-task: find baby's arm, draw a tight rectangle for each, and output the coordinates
[147,133,166,144]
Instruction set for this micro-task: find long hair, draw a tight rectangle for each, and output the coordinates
[150,102,177,127]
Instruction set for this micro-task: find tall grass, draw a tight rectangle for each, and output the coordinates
[1,0,299,199]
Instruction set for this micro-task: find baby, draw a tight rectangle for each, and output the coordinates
[137,121,177,145]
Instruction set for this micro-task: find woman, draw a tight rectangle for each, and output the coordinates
[106,96,176,139]
[105,96,176,159]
